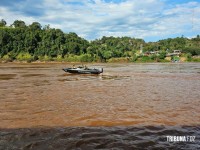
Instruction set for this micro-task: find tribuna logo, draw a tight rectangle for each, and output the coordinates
[166,136,195,142]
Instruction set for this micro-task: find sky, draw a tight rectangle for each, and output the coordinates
[0,0,200,42]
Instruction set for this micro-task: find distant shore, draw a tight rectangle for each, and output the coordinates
[1,55,200,64]
[0,60,199,64]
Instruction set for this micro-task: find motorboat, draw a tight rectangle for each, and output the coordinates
[62,66,103,74]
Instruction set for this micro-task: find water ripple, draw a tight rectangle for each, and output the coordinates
[0,126,199,149]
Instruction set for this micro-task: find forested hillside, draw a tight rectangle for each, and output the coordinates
[0,19,200,62]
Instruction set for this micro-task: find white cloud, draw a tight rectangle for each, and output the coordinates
[0,0,200,41]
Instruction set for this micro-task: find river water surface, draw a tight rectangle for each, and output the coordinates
[0,63,200,149]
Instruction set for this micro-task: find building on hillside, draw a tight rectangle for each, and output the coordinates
[166,50,182,56]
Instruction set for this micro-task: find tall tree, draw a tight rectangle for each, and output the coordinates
[0,19,7,27]
[12,20,26,28]
[29,22,42,30]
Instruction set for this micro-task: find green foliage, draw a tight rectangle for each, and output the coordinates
[29,22,41,30]
[16,52,33,61]
[0,19,6,27]
[192,57,200,62]
[64,54,94,62]
[12,20,26,28]
[171,56,180,62]
[64,54,80,62]
[158,37,186,51]
[102,51,113,61]
[2,54,12,62]
[137,56,154,63]
[39,55,53,61]
[107,57,130,63]
[182,47,200,56]
[131,54,138,62]
[79,54,93,62]
[186,53,192,61]
[55,55,63,61]
[158,51,167,59]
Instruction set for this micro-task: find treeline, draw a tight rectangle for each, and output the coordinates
[0,19,200,62]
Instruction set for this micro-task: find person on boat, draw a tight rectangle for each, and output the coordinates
[84,65,88,70]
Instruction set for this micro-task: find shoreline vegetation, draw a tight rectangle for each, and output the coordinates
[0,19,200,63]
[1,56,200,64]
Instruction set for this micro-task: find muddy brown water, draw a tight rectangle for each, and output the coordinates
[0,63,200,149]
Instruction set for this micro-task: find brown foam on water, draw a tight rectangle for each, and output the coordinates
[0,74,17,80]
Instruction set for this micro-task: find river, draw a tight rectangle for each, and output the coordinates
[0,63,199,149]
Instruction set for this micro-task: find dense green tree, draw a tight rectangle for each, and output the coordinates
[12,20,26,28]
[0,19,7,27]
[29,22,42,30]
[182,47,200,56]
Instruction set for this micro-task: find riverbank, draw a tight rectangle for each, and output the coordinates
[1,52,200,64]
[1,54,200,63]
[0,59,199,64]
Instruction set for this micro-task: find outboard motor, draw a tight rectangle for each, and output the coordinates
[101,68,103,73]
